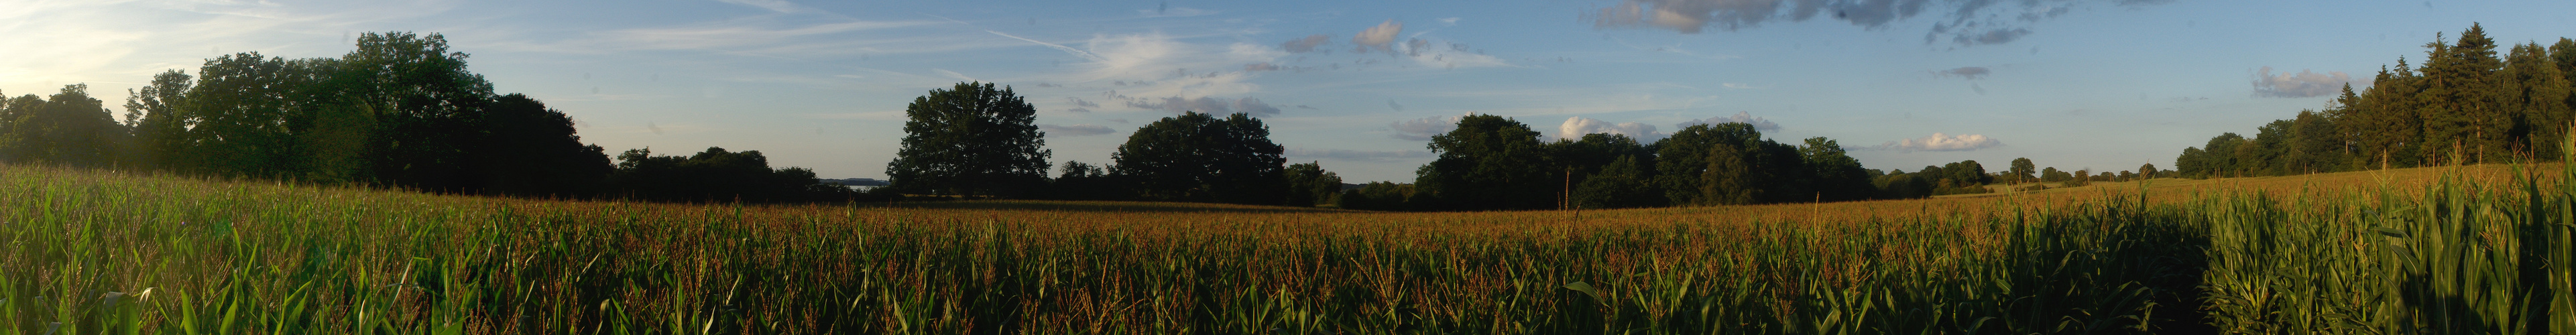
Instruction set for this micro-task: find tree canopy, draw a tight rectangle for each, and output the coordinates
[1416,114,1554,210]
[1111,111,1287,204]
[2179,24,2576,178]
[886,82,1051,198]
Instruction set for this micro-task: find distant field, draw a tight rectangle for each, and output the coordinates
[2,163,2569,334]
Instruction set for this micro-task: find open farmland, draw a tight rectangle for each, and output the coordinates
[3,162,2573,334]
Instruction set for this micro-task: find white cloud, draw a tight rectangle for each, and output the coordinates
[1287,148,1433,162]
[1041,124,1116,137]
[1438,17,1462,25]
[1389,115,1462,141]
[1280,34,1332,53]
[1557,117,1659,141]
[1065,32,1265,98]
[2252,66,2363,98]
[1403,41,1513,69]
[1871,133,2003,151]
[1676,111,1781,131]
[714,0,803,13]
[1352,19,1403,54]
[1934,66,1990,80]
[1587,0,2173,48]
[1124,96,1281,117]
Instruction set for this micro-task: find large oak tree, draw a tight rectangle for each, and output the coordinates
[886,82,1050,198]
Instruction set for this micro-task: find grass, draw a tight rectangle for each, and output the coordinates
[0,162,2570,334]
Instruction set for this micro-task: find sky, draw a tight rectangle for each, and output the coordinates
[5,0,2575,183]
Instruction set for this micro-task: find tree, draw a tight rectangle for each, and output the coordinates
[1417,114,1552,210]
[1873,172,1932,199]
[1941,160,1991,186]
[609,147,844,202]
[2415,25,2507,162]
[180,53,323,176]
[124,70,192,170]
[2241,121,2292,176]
[2285,110,2345,174]
[1699,142,1755,205]
[2138,163,2158,180]
[341,32,497,192]
[1574,155,1663,208]
[471,94,612,196]
[1800,137,1873,202]
[2500,42,2572,157]
[298,100,377,184]
[2009,157,2037,185]
[0,85,124,167]
[1337,182,1417,211]
[1049,161,1119,200]
[1655,123,1762,205]
[1283,161,1343,206]
[886,82,1050,198]
[1112,111,1287,204]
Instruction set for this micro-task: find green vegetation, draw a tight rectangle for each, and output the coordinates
[886,82,1051,198]
[0,31,855,204]
[2178,23,2576,178]
[7,155,2575,332]
[1111,111,1287,204]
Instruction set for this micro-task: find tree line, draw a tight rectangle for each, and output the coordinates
[4,31,2130,210]
[885,84,2147,210]
[0,31,858,203]
[2177,23,2576,178]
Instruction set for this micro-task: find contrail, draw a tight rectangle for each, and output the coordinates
[923,13,1108,64]
[986,29,1108,64]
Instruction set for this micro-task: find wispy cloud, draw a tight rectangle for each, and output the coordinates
[1280,34,1332,53]
[990,29,1110,63]
[1557,117,1661,141]
[1933,66,1990,80]
[1585,0,2171,48]
[1352,19,1403,54]
[1867,133,2003,151]
[1287,148,1433,162]
[713,0,803,13]
[2251,66,2363,98]
[1388,114,1462,141]
[1124,96,1282,117]
[1676,111,1781,131]
[1041,124,1116,137]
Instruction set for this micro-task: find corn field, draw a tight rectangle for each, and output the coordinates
[1,161,2571,334]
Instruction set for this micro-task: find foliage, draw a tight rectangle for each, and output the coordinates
[1800,137,1876,202]
[2182,24,2576,178]
[2011,157,2038,184]
[1110,111,1286,204]
[1334,181,1417,210]
[887,82,1051,198]
[6,31,626,198]
[473,94,613,197]
[606,147,862,203]
[1048,161,1122,201]
[1282,161,1343,207]
[1417,114,1554,210]
[1572,155,1662,208]
[0,85,123,167]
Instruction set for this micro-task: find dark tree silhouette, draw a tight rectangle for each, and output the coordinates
[1111,111,1286,204]
[886,82,1049,198]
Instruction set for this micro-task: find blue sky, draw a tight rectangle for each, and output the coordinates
[5,0,2573,182]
